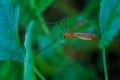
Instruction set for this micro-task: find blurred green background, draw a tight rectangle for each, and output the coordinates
[0,0,120,80]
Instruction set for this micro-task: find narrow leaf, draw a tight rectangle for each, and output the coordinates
[24,21,36,80]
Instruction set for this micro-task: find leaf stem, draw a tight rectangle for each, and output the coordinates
[33,66,46,80]
[102,48,109,80]
[39,15,50,35]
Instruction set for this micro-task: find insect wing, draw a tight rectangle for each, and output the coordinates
[73,32,97,40]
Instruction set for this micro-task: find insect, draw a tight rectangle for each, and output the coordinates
[63,20,98,40]
[36,19,98,54]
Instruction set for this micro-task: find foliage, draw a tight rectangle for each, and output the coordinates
[24,21,36,80]
[99,0,120,48]
[0,0,24,62]
[99,0,120,80]
[0,0,120,80]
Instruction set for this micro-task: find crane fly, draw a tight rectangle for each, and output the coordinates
[37,20,98,54]
[63,20,97,40]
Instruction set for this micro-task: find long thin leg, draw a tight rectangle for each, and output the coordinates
[63,19,67,33]
[69,39,76,49]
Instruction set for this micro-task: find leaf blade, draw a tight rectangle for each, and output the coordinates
[0,0,24,62]
[99,0,120,48]
[24,21,36,80]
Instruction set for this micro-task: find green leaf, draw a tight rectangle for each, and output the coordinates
[24,21,36,80]
[99,0,120,48]
[0,0,24,62]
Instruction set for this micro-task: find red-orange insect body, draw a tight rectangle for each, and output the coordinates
[63,31,73,38]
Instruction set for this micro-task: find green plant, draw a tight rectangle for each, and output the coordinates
[0,0,120,80]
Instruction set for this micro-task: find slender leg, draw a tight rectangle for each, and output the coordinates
[70,39,76,49]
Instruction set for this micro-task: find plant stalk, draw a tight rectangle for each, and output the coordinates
[102,48,109,80]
